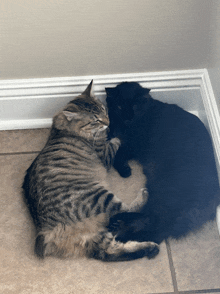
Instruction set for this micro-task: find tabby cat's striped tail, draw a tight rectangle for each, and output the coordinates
[35,215,159,261]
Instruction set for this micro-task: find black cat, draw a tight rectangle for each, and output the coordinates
[106,82,220,244]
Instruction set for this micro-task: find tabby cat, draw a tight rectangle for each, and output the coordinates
[23,80,159,261]
[106,82,220,244]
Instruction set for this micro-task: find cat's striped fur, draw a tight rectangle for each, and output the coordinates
[23,81,159,261]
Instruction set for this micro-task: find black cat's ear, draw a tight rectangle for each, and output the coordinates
[83,80,94,97]
[105,87,118,97]
[137,85,150,96]
[143,87,151,94]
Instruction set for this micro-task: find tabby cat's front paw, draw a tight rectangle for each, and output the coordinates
[110,137,121,148]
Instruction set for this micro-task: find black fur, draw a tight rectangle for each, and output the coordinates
[106,82,220,244]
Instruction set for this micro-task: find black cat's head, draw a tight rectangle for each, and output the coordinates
[105,82,150,136]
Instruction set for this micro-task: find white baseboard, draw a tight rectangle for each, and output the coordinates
[199,70,220,235]
[0,69,204,130]
[0,68,219,154]
[0,68,219,166]
[1,119,53,130]
[0,68,220,234]
[199,70,220,173]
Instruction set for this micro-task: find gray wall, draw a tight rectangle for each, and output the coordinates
[1,0,219,79]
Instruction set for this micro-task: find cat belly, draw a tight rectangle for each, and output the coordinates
[107,160,147,206]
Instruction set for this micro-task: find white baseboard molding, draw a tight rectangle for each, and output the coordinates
[199,70,220,235]
[0,68,219,162]
[200,70,220,173]
[1,68,220,233]
[0,69,204,131]
[0,119,53,131]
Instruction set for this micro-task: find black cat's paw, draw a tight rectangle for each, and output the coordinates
[116,164,132,178]
[108,220,124,236]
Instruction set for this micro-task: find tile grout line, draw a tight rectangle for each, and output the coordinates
[179,289,220,293]
[147,292,176,294]
[165,239,179,294]
[0,151,40,156]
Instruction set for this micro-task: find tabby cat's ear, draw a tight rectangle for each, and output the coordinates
[53,111,81,130]
[63,111,80,121]
[82,80,94,98]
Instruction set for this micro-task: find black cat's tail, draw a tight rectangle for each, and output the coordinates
[34,215,159,261]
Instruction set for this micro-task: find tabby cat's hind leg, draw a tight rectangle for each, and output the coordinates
[34,218,160,262]
[95,236,160,262]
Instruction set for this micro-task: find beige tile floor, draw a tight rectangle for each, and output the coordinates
[0,128,220,294]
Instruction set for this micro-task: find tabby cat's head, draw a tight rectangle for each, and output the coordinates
[53,80,109,138]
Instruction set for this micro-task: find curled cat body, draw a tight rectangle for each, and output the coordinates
[22,80,159,261]
[106,82,220,244]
